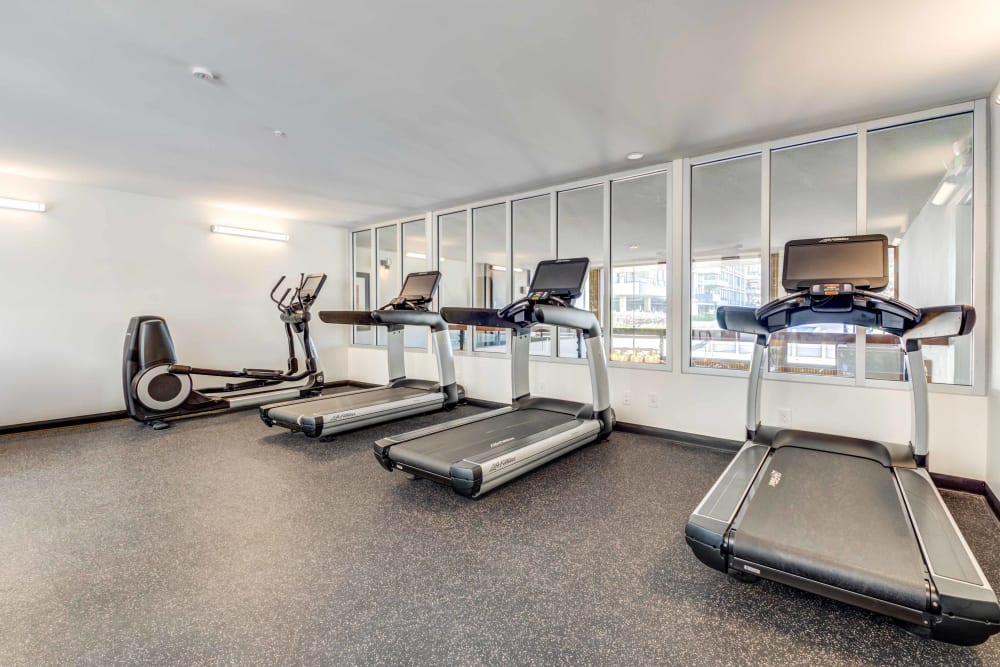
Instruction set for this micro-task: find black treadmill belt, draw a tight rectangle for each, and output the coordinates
[733,447,929,610]
[389,409,579,478]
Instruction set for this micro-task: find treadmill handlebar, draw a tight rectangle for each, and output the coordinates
[441,307,520,329]
[319,310,378,326]
[534,304,601,338]
[374,309,449,332]
[718,292,974,341]
[716,306,768,337]
[904,304,975,341]
[319,309,449,332]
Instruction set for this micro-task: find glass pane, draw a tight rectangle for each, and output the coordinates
[557,185,604,358]
[769,135,858,377]
[512,194,553,356]
[867,113,974,385]
[472,203,508,353]
[690,155,761,370]
[375,225,399,346]
[438,210,469,352]
[610,172,668,365]
[401,219,428,348]
[352,229,374,345]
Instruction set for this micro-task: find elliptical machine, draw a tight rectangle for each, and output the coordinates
[123,273,327,429]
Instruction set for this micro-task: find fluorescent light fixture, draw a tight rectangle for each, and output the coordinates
[0,197,46,212]
[405,252,426,260]
[211,225,289,242]
[626,152,645,160]
[930,179,959,206]
[493,265,507,271]
[628,243,639,249]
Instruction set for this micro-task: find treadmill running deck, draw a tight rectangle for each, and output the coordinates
[732,446,930,610]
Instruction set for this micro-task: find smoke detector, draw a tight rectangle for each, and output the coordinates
[191,66,219,81]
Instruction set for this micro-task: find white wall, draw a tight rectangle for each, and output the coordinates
[988,100,1000,498]
[0,173,350,426]
[347,346,990,479]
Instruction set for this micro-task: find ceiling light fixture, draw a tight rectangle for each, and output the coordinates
[493,265,507,271]
[626,152,645,161]
[211,225,289,242]
[930,179,959,206]
[0,197,46,212]
[628,244,639,250]
[405,252,426,260]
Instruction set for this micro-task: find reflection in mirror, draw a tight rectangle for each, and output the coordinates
[375,225,399,346]
[610,171,668,364]
[557,185,604,358]
[402,219,429,348]
[352,229,374,345]
[472,204,508,353]
[690,154,761,370]
[769,135,857,377]
[438,210,469,351]
[867,113,973,385]
[512,195,553,355]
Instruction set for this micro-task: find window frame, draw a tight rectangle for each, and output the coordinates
[682,99,986,396]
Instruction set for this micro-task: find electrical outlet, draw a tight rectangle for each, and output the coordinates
[647,393,659,409]
[778,408,792,426]
[623,391,632,406]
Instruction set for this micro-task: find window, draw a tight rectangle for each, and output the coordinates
[437,210,469,351]
[375,225,399,345]
[557,185,604,358]
[690,154,761,370]
[867,113,974,385]
[610,171,669,365]
[768,135,857,377]
[512,194,553,355]
[352,229,374,345]
[402,219,428,348]
[472,203,508,353]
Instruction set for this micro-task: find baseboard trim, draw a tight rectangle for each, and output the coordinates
[0,380,374,436]
[930,473,985,496]
[985,483,1000,522]
[614,421,743,452]
[0,410,127,436]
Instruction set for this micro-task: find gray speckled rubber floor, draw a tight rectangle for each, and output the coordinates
[1,406,998,666]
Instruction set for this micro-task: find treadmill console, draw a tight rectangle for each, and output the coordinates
[386,271,441,310]
[782,235,888,293]
[499,258,590,323]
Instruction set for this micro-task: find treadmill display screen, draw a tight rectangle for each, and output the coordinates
[530,258,590,294]
[399,272,440,300]
[783,235,888,292]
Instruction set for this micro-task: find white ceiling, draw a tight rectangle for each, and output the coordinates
[2,1,999,226]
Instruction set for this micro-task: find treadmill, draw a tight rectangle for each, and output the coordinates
[259,271,464,437]
[374,257,615,498]
[685,234,1000,646]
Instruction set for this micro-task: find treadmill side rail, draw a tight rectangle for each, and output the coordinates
[897,468,1000,629]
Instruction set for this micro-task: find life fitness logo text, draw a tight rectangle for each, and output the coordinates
[487,456,517,474]
[331,412,357,421]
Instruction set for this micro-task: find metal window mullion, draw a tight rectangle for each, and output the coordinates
[670,161,683,372]
[549,190,558,359]
[681,159,694,372]
[971,99,987,395]
[466,208,473,353]
[760,147,771,376]
[856,126,868,385]
[506,198,513,354]
[603,179,612,361]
